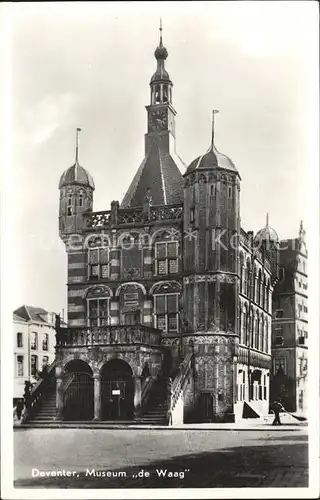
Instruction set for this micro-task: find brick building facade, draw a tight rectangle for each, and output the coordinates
[270,222,308,414]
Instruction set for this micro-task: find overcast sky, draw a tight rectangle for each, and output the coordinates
[9,1,318,316]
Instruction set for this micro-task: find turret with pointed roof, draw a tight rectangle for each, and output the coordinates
[121,22,185,208]
[58,129,94,239]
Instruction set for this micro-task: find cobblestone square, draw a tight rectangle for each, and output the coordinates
[14,427,308,489]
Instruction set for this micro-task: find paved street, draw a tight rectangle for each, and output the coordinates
[14,427,308,488]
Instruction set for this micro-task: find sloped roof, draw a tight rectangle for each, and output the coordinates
[13,305,48,324]
[13,312,27,322]
[185,144,238,176]
[59,162,95,189]
[121,140,184,208]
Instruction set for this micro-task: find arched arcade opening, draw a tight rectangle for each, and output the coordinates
[63,359,94,421]
[100,359,134,421]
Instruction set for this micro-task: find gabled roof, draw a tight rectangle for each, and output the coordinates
[121,140,184,208]
[13,312,27,322]
[13,305,49,324]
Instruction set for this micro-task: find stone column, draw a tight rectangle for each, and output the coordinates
[93,373,101,421]
[133,376,142,417]
[55,374,64,421]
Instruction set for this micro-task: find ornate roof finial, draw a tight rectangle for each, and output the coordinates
[211,110,219,148]
[154,18,168,60]
[160,18,163,45]
[75,127,82,164]
[266,212,269,226]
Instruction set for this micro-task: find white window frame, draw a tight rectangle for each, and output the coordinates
[42,333,49,351]
[87,297,111,327]
[153,292,179,333]
[30,354,38,376]
[17,332,23,348]
[88,246,110,280]
[17,355,24,377]
[30,332,38,350]
[155,241,179,276]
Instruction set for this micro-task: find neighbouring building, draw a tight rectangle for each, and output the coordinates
[13,305,60,402]
[270,222,308,414]
[23,26,305,426]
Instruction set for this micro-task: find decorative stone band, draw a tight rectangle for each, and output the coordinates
[56,325,163,348]
[184,274,238,285]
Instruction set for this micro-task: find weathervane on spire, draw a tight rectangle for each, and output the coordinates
[75,127,82,163]
[159,18,163,44]
[211,110,219,147]
[266,212,269,227]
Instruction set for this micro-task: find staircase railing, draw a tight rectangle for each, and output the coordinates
[22,361,56,423]
[167,352,194,425]
[141,376,154,409]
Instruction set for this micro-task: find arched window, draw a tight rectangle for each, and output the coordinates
[255,313,259,349]
[239,253,244,293]
[261,316,265,352]
[155,85,160,103]
[78,190,84,208]
[246,259,251,297]
[67,196,73,216]
[243,306,248,345]
[250,309,255,347]
[257,269,262,304]
[163,85,168,102]
[86,287,111,327]
[265,319,269,353]
[266,279,270,312]
[253,265,257,303]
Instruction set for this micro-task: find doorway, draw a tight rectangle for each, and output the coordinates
[101,359,134,420]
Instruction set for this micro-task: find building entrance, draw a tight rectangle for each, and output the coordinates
[63,360,94,421]
[101,359,134,420]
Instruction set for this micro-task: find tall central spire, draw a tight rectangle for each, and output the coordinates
[150,20,172,105]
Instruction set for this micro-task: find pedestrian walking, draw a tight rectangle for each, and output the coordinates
[271,399,285,425]
[16,399,24,420]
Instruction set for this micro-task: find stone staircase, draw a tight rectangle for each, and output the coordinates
[26,389,56,425]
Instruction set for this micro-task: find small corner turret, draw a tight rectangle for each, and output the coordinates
[58,128,95,241]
